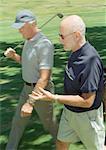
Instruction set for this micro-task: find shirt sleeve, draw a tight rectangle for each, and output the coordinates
[37,39,54,69]
[80,57,102,93]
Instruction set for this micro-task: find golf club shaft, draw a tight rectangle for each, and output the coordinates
[39,14,57,29]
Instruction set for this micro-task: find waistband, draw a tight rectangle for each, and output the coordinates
[24,81,36,86]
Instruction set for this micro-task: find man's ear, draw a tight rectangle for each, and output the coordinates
[75,31,81,39]
[31,22,36,27]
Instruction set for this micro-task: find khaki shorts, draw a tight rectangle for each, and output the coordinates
[57,104,105,150]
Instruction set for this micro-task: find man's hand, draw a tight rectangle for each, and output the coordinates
[29,87,55,102]
[4,47,16,59]
[21,102,33,117]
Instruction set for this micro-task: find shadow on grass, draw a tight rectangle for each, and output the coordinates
[86,26,106,65]
[0,26,106,149]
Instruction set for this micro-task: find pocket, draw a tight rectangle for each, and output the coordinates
[87,108,105,133]
[90,120,101,133]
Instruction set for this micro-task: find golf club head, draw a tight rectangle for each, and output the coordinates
[57,13,64,18]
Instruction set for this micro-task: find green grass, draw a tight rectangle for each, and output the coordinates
[0,0,106,149]
[0,0,105,42]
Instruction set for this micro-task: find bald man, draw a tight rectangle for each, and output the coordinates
[29,15,105,150]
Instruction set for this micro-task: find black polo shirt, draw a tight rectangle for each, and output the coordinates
[64,42,104,112]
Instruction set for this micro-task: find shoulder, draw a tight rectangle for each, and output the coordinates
[37,36,54,50]
[81,42,101,64]
[40,36,53,46]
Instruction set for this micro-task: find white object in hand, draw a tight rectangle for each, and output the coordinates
[4,48,16,58]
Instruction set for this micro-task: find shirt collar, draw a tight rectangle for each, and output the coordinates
[29,32,43,42]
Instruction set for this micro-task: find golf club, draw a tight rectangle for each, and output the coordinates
[40,13,64,29]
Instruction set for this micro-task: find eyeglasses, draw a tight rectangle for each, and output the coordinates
[59,32,74,40]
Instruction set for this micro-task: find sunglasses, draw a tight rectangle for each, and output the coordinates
[59,32,74,40]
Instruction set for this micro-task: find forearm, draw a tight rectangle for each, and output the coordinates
[28,69,51,105]
[53,94,94,108]
[34,78,49,91]
[27,78,49,105]
[12,53,21,63]
[33,69,51,91]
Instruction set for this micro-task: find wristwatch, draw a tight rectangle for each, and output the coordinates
[27,98,36,106]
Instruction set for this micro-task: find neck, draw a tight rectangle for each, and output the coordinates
[72,37,86,52]
[28,27,41,40]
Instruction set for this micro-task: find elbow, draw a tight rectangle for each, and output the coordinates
[81,93,95,108]
[84,100,93,108]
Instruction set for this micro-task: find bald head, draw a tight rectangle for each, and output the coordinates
[59,15,86,51]
[61,15,86,36]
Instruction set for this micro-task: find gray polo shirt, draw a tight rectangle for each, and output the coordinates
[22,32,54,83]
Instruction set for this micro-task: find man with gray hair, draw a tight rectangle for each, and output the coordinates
[29,15,105,150]
[4,10,58,150]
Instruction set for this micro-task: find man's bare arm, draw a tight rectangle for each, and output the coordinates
[29,88,96,108]
[52,92,96,108]
[33,69,51,91]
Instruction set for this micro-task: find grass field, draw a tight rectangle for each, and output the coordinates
[0,0,106,149]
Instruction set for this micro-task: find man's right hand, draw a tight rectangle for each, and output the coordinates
[21,102,33,117]
[4,47,16,59]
